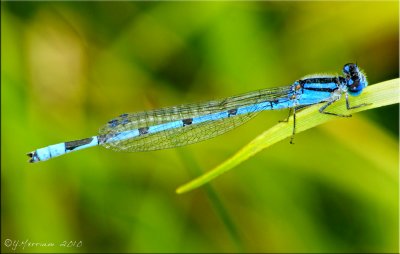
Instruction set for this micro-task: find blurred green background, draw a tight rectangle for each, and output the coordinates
[1,1,398,253]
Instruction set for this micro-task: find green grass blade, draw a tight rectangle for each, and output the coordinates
[176,78,400,194]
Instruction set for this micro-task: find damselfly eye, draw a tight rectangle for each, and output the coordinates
[343,63,358,76]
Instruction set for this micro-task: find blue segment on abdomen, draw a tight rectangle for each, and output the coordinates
[36,136,99,161]
[150,120,182,133]
[236,99,294,114]
[237,102,268,114]
[272,98,295,110]
[36,143,65,161]
[192,111,229,124]
[108,129,139,143]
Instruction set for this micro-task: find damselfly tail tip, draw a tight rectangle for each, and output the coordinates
[27,151,37,163]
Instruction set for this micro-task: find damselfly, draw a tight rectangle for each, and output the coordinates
[28,63,368,163]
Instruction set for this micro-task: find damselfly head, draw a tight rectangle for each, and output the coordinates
[343,63,368,96]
